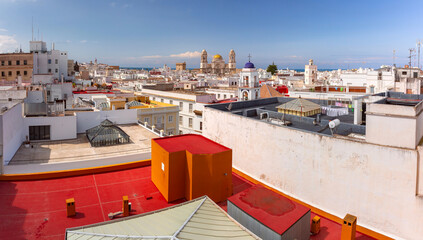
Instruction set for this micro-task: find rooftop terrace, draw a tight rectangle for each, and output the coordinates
[0,166,374,239]
[207,97,365,137]
[9,124,157,166]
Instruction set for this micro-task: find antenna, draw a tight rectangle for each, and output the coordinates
[31,17,34,41]
[408,48,415,76]
[417,40,421,69]
[393,49,396,67]
[248,54,252,62]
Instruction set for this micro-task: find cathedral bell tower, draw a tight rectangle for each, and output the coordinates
[200,49,208,72]
[229,49,236,72]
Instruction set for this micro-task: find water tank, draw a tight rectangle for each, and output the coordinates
[329,119,340,129]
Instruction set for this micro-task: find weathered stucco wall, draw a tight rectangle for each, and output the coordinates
[203,107,423,240]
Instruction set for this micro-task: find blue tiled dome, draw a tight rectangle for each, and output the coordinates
[244,61,255,68]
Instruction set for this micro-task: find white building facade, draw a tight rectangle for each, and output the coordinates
[30,41,69,80]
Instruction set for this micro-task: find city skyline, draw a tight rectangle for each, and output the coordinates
[0,0,422,69]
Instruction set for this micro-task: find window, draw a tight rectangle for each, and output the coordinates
[8,61,11,65]
[55,69,58,73]
[224,94,227,99]
[189,118,193,128]
[29,125,50,140]
[24,71,27,76]
[200,122,203,131]
[1,61,4,66]
[24,60,27,65]
[16,71,20,76]
[168,115,173,123]
[413,72,418,78]
[55,59,58,64]
[8,71,12,76]
[153,97,156,101]
[230,95,233,98]
[189,103,193,113]
[179,102,183,110]
[218,94,221,99]
[48,59,52,64]
[161,99,164,103]
[167,130,173,136]
[402,71,407,75]
[179,116,183,124]
[1,72,4,77]
[16,60,20,65]
[156,116,162,124]
[179,130,183,135]
[169,100,173,105]
[48,69,51,73]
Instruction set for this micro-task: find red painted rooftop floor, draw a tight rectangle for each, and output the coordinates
[0,166,375,240]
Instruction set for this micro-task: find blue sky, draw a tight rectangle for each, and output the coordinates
[0,0,422,69]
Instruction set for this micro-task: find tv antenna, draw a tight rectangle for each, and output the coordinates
[393,49,396,67]
[408,48,416,76]
[417,40,422,69]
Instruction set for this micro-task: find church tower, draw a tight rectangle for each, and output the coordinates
[200,49,208,72]
[238,57,260,101]
[304,59,317,85]
[229,49,236,72]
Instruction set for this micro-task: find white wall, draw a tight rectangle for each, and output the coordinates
[76,109,137,133]
[24,115,77,141]
[1,103,25,164]
[3,152,151,174]
[203,107,423,240]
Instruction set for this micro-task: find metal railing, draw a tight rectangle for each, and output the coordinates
[137,120,170,137]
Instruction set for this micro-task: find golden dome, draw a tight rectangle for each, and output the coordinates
[213,54,222,59]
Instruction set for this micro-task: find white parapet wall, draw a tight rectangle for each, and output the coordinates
[76,109,138,133]
[1,103,25,165]
[203,106,423,240]
[4,151,151,174]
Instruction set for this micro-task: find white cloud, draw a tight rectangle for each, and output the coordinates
[169,51,201,58]
[130,51,201,60]
[80,40,87,43]
[0,35,19,53]
[0,28,7,32]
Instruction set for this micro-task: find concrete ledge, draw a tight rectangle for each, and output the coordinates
[0,159,151,181]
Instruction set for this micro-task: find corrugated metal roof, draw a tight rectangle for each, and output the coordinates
[276,98,321,112]
[66,196,260,240]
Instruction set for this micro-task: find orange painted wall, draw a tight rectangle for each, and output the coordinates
[186,151,232,202]
[151,139,233,203]
[151,140,171,201]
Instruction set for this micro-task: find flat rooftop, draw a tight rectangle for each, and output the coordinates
[0,166,374,239]
[9,124,157,165]
[206,97,365,137]
[154,134,231,154]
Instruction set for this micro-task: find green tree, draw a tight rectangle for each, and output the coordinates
[266,62,278,75]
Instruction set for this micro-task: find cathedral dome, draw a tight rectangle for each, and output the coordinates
[213,54,223,59]
[244,61,255,68]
